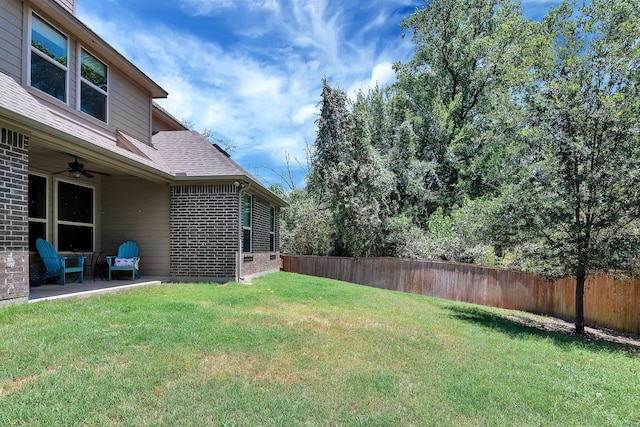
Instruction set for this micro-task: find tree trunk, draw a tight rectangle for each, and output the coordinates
[575,271,586,334]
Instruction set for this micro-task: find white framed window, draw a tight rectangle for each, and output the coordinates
[30,13,68,102]
[55,178,95,251]
[28,173,48,252]
[242,194,252,253]
[79,48,108,122]
[269,206,276,252]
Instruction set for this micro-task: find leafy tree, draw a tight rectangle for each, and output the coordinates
[516,0,640,333]
[396,0,533,207]
[201,128,237,154]
[278,187,333,256]
[424,199,498,264]
[388,120,434,227]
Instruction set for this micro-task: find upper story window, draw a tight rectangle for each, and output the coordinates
[79,49,108,122]
[30,14,68,102]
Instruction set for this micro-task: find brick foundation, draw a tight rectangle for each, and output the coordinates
[241,251,280,278]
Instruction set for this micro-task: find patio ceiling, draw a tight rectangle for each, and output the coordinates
[28,143,127,178]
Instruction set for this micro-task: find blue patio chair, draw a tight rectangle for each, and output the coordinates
[106,241,140,280]
[35,238,85,286]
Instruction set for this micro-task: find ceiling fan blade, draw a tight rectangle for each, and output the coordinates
[81,170,95,178]
[52,170,70,175]
[85,169,112,176]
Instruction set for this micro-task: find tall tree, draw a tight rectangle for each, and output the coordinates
[396,0,532,207]
[518,0,640,333]
[308,81,392,257]
[388,120,434,226]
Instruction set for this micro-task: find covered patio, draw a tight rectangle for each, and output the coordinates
[26,141,173,294]
[29,276,170,302]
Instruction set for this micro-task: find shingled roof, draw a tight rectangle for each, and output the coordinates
[0,71,286,206]
[152,130,247,177]
[151,130,287,206]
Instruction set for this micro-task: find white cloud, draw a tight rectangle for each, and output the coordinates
[180,0,282,15]
[346,61,397,99]
[77,0,419,182]
[179,0,237,15]
[291,104,318,125]
[371,62,397,87]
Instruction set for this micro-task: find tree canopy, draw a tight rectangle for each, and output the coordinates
[280,0,640,333]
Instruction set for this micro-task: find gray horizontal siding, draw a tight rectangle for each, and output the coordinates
[110,70,152,144]
[0,0,23,81]
[101,177,170,276]
[53,0,74,14]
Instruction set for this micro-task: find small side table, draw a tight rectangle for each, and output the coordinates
[73,251,103,281]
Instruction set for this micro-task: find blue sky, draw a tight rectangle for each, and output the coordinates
[76,0,561,187]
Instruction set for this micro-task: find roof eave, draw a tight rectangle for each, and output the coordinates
[152,103,188,130]
[1,106,174,184]
[173,174,289,207]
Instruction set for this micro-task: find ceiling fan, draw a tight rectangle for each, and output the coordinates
[53,155,111,178]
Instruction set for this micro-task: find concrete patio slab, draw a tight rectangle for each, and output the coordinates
[29,277,170,302]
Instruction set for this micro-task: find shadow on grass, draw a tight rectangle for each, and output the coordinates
[440,302,640,357]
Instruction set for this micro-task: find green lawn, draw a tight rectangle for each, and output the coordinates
[0,272,638,426]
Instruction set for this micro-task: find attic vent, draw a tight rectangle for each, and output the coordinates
[1,127,29,149]
[213,143,231,158]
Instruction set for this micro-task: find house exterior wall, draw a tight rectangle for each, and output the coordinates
[0,0,286,300]
[0,0,22,82]
[101,176,170,276]
[0,1,154,145]
[53,0,75,15]
[110,70,152,144]
[242,252,280,277]
[0,124,29,304]
[22,169,104,261]
[242,195,280,277]
[170,184,239,281]
[252,195,270,252]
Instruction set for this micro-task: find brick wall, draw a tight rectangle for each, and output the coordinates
[252,195,270,252]
[170,184,239,281]
[0,126,29,304]
[242,195,280,278]
[242,252,280,277]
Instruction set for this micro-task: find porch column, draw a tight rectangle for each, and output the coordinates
[0,125,29,304]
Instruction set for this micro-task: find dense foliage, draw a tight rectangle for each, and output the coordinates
[279,0,640,332]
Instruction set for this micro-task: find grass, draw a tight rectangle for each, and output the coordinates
[0,272,638,426]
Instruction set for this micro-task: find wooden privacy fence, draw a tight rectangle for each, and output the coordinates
[281,256,640,334]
